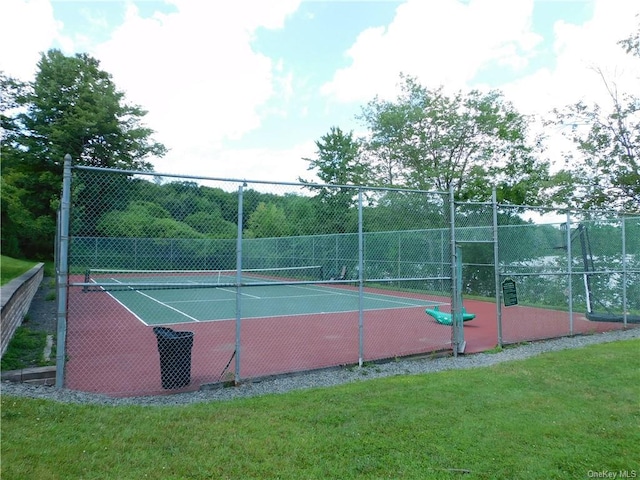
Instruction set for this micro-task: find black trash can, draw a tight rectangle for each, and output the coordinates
[153,327,194,389]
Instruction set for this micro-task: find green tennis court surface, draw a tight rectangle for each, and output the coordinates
[85,267,443,326]
[98,282,439,326]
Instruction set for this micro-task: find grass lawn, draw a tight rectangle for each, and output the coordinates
[1,339,639,479]
[0,255,37,286]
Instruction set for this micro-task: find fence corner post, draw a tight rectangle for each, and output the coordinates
[55,154,72,388]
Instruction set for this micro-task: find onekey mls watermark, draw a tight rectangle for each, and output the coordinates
[587,471,637,479]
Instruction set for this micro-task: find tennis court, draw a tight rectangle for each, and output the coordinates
[64,268,456,397]
[89,269,442,326]
[57,165,637,398]
[62,269,631,398]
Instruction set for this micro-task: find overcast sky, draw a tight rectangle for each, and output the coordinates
[1,0,638,183]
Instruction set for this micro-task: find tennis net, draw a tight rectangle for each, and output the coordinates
[82,265,324,292]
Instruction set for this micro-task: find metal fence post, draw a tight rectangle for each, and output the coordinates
[234,183,244,384]
[357,189,364,367]
[492,188,502,347]
[621,216,628,327]
[55,154,72,388]
[566,212,574,335]
[449,186,462,356]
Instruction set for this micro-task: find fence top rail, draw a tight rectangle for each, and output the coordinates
[452,197,640,218]
[491,203,640,218]
[72,165,448,196]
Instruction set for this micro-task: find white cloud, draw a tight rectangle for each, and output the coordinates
[502,0,640,117]
[498,0,639,174]
[321,0,541,102]
[318,0,639,176]
[152,140,316,187]
[90,1,301,175]
[0,0,63,80]
[3,0,637,184]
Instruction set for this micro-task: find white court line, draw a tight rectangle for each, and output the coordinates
[110,278,200,322]
[288,284,427,307]
[217,287,261,299]
[95,281,151,326]
[186,281,262,299]
[136,290,201,322]
[168,284,430,307]
[168,291,332,304]
[197,303,431,323]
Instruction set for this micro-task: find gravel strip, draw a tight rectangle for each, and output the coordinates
[2,328,638,407]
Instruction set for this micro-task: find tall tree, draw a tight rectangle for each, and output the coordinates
[300,126,368,233]
[18,49,166,169]
[359,75,549,204]
[1,49,166,258]
[550,26,640,211]
[1,73,41,257]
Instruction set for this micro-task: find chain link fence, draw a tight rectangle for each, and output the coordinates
[450,200,637,348]
[57,162,454,396]
[55,159,638,396]
[495,208,639,344]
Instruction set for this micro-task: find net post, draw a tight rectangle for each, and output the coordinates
[83,268,90,292]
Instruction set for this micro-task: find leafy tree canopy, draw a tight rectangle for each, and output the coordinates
[15,49,166,170]
[550,25,639,212]
[358,75,550,204]
[300,126,367,233]
[1,49,166,258]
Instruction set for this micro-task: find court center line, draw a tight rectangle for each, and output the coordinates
[217,286,261,299]
[96,281,150,327]
[288,284,429,307]
[167,292,334,304]
[135,290,201,322]
[165,289,433,308]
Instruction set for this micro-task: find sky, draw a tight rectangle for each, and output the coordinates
[1,0,639,184]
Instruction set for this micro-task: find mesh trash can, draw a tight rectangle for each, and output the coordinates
[153,327,194,389]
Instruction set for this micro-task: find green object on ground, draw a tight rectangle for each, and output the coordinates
[426,305,476,326]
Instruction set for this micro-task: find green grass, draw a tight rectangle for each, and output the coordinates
[2,340,639,479]
[0,255,38,286]
[0,325,53,371]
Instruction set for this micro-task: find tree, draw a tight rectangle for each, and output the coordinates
[1,49,166,258]
[619,17,640,58]
[300,126,368,233]
[17,50,166,169]
[550,25,639,211]
[359,75,550,204]
[244,202,291,238]
[95,201,203,238]
[0,73,44,257]
[300,126,369,188]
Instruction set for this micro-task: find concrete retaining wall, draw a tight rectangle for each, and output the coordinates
[1,263,45,356]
